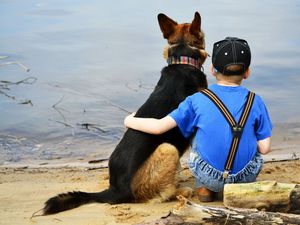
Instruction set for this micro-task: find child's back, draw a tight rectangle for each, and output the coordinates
[124,37,273,202]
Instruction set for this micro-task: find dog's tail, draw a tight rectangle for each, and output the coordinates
[43,189,128,215]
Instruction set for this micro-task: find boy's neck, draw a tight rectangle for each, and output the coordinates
[216,80,241,87]
[215,74,243,87]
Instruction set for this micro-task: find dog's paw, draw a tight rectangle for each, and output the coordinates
[176,173,190,182]
[148,197,164,204]
[176,186,194,199]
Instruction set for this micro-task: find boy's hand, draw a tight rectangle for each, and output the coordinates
[124,113,177,135]
[124,112,136,128]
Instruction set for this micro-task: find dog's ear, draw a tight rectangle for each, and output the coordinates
[189,12,201,37]
[158,13,178,39]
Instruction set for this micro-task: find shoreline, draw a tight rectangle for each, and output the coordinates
[1,142,299,169]
[0,157,300,225]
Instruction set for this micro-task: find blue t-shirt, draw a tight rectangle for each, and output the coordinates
[169,84,272,174]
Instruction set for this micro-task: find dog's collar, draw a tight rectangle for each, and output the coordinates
[167,56,202,70]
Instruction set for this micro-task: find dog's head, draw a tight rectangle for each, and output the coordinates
[158,12,208,67]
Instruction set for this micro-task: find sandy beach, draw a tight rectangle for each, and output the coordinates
[1,109,299,225]
[1,1,300,224]
[1,145,300,225]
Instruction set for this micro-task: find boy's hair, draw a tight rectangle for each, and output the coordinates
[212,37,251,76]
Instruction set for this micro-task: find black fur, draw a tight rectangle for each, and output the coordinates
[43,64,207,215]
[43,40,207,214]
[43,190,115,215]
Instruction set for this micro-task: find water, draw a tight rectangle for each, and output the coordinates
[1,0,300,165]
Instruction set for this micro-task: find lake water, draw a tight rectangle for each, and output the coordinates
[1,0,300,165]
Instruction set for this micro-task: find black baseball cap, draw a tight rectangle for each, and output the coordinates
[212,37,251,75]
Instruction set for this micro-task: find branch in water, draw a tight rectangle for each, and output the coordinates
[48,119,75,136]
[76,123,107,133]
[0,56,36,105]
[52,95,68,122]
[0,61,30,72]
[125,79,154,92]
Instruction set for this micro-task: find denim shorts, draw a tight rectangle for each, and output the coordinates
[188,150,264,192]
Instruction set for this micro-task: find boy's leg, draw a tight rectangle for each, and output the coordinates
[188,150,225,202]
[196,187,215,202]
[189,152,263,202]
[229,152,264,184]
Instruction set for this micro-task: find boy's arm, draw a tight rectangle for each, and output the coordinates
[257,137,271,155]
[124,113,177,135]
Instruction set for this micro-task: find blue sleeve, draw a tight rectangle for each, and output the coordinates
[255,98,273,140]
[169,96,197,138]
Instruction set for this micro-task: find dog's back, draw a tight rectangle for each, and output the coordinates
[109,63,207,197]
[43,12,208,215]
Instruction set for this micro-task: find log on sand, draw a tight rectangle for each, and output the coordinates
[224,181,300,214]
[141,195,300,225]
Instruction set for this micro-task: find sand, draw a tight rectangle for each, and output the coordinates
[0,152,300,225]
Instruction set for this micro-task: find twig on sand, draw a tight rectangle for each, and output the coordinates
[86,166,108,170]
[265,152,299,163]
[30,208,44,219]
[142,195,300,225]
[88,158,109,164]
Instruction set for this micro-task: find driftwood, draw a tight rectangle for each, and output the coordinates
[224,181,300,214]
[140,196,300,225]
[264,153,299,163]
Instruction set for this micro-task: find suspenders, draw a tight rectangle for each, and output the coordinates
[201,89,255,179]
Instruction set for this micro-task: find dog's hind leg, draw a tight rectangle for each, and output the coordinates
[131,143,189,203]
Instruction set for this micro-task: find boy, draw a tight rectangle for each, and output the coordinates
[124,37,272,202]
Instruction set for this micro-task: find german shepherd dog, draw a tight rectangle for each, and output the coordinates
[43,12,208,215]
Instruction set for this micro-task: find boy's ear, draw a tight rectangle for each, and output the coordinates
[157,13,178,39]
[210,64,217,77]
[189,12,201,37]
[243,68,251,79]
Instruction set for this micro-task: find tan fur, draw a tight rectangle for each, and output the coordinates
[130,12,207,204]
[176,187,194,199]
[131,143,181,202]
[160,13,208,63]
[163,46,169,59]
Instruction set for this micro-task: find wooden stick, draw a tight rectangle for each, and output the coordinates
[224,181,300,214]
[0,61,30,72]
[140,196,300,225]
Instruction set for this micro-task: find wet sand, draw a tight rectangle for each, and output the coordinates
[0,149,300,225]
